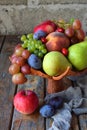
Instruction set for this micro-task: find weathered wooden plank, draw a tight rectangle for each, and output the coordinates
[1,35,21,55]
[70,114,79,130]
[79,114,87,130]
[0,54,16,130]
[0,36,20,130]
[11,75,45,130]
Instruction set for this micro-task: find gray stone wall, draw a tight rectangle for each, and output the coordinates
[0,0,87,34]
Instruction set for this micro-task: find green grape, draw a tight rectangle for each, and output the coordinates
[35,43,39,49]
[30,45,35,52]
[22,43,27,48]
[21,35,27,42]
[42,49,47,54]
[42,44,45,48]
[38,52,43,58]
[28,46,31,51]
[37,40,42,45]
[38,45,42,50]
[28,40,32,45]
[31,41,35,46]
[33,39,37,44]
[39,45,44,50]
[34,49,39,56]
[21,34,47,58]
[24,39,28,44]
[27,33,33,39]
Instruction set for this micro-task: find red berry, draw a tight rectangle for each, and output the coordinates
[41,37,47,43]
[61,48,68,56]
[56,27,65,33]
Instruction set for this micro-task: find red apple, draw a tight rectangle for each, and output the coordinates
[46,32,70,52]
[34,20,57,34]
[14,90,39,114]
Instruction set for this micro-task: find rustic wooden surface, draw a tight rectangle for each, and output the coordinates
[0,35,87,130]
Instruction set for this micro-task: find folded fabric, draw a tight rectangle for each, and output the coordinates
[45,75,87,130]
[48,103,72,130]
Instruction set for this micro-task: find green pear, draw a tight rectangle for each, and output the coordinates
[43,51,72,76]
[68,41,87,70]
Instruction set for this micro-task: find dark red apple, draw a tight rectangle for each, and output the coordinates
[14,90,39,114]
[34,20,57,34]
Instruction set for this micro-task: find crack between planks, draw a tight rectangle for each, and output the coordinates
[0,35,6,53]
[8,85,18,130]
[44,78,47,98]
[44,78,47,130]
[78,116,82,130]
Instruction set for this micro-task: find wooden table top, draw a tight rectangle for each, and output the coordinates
[0,35,87,130]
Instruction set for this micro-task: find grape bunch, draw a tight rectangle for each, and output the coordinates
[9,41,45,84]
[21,33,47,58]
[9,44,31,84]
[55,19,85,44]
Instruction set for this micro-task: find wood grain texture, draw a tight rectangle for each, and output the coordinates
[79,114,87,130]
[11,75,45,130]
[1,35,21,55]
[0,36,19,130]
[70,114,79,130]
[0,54,16,130]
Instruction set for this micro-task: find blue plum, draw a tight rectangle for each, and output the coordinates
[28,54,42,69]
[33,30,47,40]
[40,104,55,118]
[48,96,63,109]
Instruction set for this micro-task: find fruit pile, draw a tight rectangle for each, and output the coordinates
[9,18,87,115]
[9,18,87,85]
